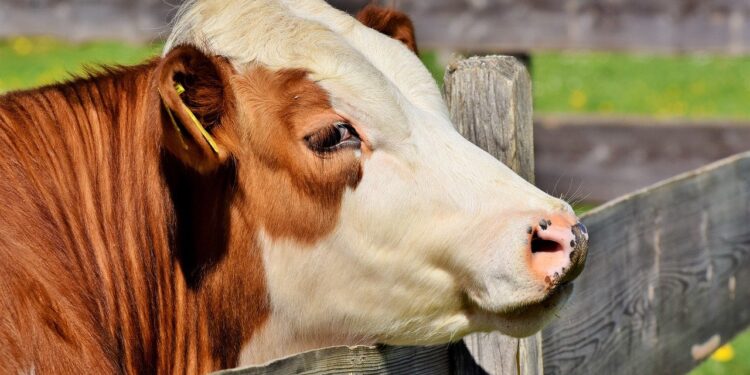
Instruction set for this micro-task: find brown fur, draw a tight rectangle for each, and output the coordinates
[0,6,417,373]
[357,4,419,54]
[0,45,361,374]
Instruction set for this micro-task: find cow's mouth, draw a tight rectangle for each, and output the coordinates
[505,281,573,316]
[465,282,574,338]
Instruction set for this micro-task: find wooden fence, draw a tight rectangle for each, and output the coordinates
[212,56,750,374]
[0,0,175,42]
[6,0,750,55]
[534,115,750,202]
[330,0,750,55]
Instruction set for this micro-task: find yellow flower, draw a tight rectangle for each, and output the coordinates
[11,37,33,56]
[711,344,735,362]
[668,100,686,116]
[690,82,706,95]
[569,90,587,110]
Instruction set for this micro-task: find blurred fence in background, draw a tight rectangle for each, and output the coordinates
[0,0,176,41]
[364,0,750,54]
[5,0,750,54]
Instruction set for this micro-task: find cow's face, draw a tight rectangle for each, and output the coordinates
[157,0,588,365]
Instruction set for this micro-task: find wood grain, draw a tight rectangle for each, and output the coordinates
[444,55,540,375]
[542,151,750,374]
[444,56,535,182]
[218,345,450,375]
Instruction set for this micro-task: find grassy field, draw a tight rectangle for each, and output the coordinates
[0,37,161,92]
[0,37,748,374]
[4,36,750,121]
[533,52,750,120]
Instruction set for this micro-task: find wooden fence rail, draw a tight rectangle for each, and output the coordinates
[543,151,750,374]
[7,0,750,55]
[216,56,750,374]
[535,115,750,202]
[330,0,750,55]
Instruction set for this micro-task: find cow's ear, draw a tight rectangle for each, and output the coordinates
[156,45,236,173]
[356,5,418,54]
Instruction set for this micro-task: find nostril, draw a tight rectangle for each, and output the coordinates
[531,239,563,253]
[530,230,564,253]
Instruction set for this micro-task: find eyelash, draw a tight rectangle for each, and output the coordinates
[305,122,361,154]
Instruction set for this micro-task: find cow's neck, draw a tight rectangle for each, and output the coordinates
[0,63,266,373]
[238,313,377,366]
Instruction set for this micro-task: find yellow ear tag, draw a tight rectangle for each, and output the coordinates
[159,88,189,151]
[174,83,220,155]
[160,83,220,155]
[174,83,186,95]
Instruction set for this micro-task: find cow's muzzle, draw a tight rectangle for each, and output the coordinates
[528,215,589,287]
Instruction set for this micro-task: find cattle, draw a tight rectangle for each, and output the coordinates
[0,1,588,373]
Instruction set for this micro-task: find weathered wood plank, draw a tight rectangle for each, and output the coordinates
[444,55,534,182]
[215,55,539,374]
[534,115,750,202]
[444,55,540,375]
[542,151,750,374]
[218,345,451,375]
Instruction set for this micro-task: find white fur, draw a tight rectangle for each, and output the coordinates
[165,0,575,366]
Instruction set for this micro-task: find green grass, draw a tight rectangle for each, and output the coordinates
[694,330,750,375]
[420,51,750,120]
[5,39,750,121]
[533,52,750,119]
[0,37,748,374]
[0,37,161,93]
[572,202,598,216]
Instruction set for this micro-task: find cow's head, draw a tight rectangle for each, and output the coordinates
[157,0,588,365]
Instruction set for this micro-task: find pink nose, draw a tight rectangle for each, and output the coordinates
[527,214,589,287]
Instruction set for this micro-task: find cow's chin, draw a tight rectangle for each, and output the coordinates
[379,283,574,347]
[466,282,574,338]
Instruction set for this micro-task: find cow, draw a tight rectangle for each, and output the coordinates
[0,1,588,373]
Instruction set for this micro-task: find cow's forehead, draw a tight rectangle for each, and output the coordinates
[166,0,446,148]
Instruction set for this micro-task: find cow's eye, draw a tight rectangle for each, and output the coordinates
[305,122,361,153]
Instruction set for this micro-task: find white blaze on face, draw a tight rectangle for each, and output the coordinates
[166,0,582,366]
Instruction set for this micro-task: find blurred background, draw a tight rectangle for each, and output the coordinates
[1,1,748,373]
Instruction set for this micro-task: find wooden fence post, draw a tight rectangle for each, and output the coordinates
[444,56,534,182]
[444,56,541,375]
